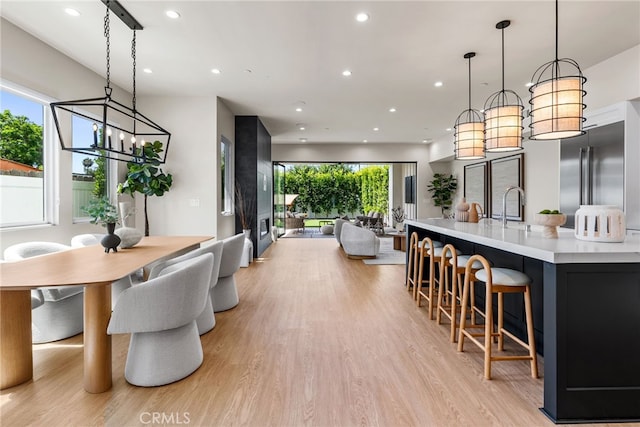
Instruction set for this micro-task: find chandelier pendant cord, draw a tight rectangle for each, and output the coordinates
[467,56,472,112]
[103,0,112,98]
[131,29,137,114]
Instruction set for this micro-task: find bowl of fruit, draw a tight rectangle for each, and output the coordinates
[534,210,566,238]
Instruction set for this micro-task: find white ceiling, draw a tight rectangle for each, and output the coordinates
[2,1,639,145]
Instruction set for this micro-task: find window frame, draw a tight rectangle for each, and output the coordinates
[0,80,58,228]
[220,135,233,215]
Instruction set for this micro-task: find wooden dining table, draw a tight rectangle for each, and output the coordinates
[0,235,213,393]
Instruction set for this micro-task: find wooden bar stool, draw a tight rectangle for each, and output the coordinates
[416,238,453,319]
[405,232,420,294]
[457,255,538,380]
[436,246,482,342]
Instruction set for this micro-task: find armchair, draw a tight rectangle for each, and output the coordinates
[107,253,213,387]
[3,241,84,343]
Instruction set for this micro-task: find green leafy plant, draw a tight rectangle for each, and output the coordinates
[82,196,119,226]
[427,173,458,216]
[117,140,172,236]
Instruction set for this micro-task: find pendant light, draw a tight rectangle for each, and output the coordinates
[484,20,524,152]
[50,0,171,164]
[529,0,586,140]
[454,52,485,160]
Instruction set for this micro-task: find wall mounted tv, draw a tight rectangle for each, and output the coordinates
[405,175,416,204]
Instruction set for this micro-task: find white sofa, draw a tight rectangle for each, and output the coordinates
[340,223,381,258]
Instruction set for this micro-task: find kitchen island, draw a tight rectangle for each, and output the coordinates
[405,218,640,423]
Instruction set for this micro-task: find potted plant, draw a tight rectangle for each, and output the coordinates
[392,206,406,231]
[117,141,173,236]
[427,173,458,217]
[82,197,121,253]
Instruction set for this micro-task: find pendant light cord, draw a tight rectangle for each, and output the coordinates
[131,30,137,113]
[467,56,472,111]
[555,0,559,62]
[501,26,505,92]
[104,0,111,96]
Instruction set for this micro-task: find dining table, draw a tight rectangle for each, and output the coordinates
[0,235,213,393]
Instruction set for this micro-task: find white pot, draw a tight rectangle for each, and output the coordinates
[574,205,625,242]
[115,226,143,248]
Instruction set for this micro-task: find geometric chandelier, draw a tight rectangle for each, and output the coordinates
[484,20,524,152]
[528,0,586,140]
[50,0,170,164]
[454,52,486,160]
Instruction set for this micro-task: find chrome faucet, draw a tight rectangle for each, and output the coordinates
[502,186,525,228]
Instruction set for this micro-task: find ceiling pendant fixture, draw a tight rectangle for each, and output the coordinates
[454,52,485,160]
[50,0,171,164]
[529,0,586,140]
[484,20,523,152]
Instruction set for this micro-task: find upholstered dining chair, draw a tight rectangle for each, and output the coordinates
[3,241,84,343]
[71,233,135,308]
[212,233,245,312]
[147,240,224,335]
[107,253,213,387]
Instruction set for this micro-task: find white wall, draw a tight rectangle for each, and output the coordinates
[134,96,218,237]
[272,143,446,218]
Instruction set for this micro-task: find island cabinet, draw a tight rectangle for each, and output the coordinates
[405,219,640,424]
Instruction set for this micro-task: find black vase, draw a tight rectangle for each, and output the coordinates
[101,223,121,253]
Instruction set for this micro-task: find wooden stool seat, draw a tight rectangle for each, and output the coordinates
[475,268,530,286]
[457,255,538,380]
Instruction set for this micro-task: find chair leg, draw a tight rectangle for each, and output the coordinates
[524,285,539,378]
[449,269,459,343]
[415,252,425,305]
[457,274,471,352]
[498,292,504,350]
[484,280,493,380]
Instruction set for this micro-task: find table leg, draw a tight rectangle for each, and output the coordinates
[0,290,33,389]
[83,283,112,393]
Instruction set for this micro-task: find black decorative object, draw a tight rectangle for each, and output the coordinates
[101,223,121,253]
[50,0,170,164]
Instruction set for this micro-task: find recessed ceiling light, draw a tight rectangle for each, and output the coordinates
[356,13,369,22]
[211,68,221,74]
[300,138,307,143]
[363,139,368,143]
[434,81,443,87]
[143,68,152,74]
[525,81,534,87]
[165,10,181,19]
[422,139,428,144]
[373,127,379,131]
[295,107,302,112]
[65,8,80,17]
[389,107,397,113]
[342,70,352,77]
[298,125,306,131]
[446,127,452,132]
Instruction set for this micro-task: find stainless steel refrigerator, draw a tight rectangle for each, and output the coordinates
[560,121,625,229]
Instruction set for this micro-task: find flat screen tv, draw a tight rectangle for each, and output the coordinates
[405,175,415,204]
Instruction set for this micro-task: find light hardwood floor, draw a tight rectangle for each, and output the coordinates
[0,238,631,426]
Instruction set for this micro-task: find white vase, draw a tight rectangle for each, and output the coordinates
[119,202,133,228]
[115,226,143,248]
[574,205,625,242]
[243,229,251,240]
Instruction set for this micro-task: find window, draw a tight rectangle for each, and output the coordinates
[220,136,232,214]
[0,85,51,227]
[71,115,109,222]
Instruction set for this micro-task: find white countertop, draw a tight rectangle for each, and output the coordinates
[405,218,640,264]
